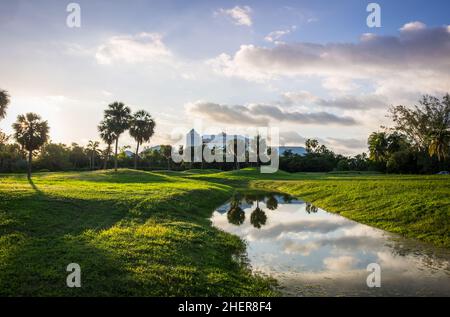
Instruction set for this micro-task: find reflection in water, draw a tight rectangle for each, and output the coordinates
[227,199,246,225]
[212,193,450,296]
[305,202,318,214]
[250,205,267,229]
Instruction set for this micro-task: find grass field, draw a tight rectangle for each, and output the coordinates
[0,168,449,296]
[0,170,276,296]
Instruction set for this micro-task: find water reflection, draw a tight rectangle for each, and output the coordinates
[212,192,450,296]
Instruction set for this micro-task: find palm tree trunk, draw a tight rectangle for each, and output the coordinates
[167,158,170,170]
[114,137,119,171]
[27,150,32,179]
[134,142,140,169]
[104,144,110,169]
[92,151,95,170]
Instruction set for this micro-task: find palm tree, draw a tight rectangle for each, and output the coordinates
[428,130,450,162]
[98,120,115,169]
[103,102,131,171]
[129,110,155,169]
[368,132,388,162]
[12,113,49,179]
[86,140,100,170]
[160,145,172,170]
[0,89,10,120]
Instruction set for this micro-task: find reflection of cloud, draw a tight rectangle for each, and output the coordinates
[284,240,319,256]
[281,233,384,256]
[250,219,353,241]
[323,255,359,271]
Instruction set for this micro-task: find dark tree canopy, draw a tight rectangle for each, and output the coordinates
[0,89,10,120]
[12,113,49,153]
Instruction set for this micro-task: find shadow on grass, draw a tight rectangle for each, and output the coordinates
[0,178,276,296]
[70,169,181,184]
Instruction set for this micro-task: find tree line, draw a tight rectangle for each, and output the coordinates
[280,94,450,174]
[0,89,449,177]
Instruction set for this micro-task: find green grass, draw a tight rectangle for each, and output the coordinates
[0,167,449,296]
[247,172,449,248]
[0,169,276,296]
[187,167,450,247]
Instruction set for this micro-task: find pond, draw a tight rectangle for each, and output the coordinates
[211,192,450,296]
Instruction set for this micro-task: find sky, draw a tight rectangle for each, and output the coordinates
[0,0,449,155]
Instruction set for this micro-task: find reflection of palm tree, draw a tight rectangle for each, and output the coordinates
[305,202,318,214]
[243,193,266,204]
[227,196,245,225]
[265,195,278,210]
[282,194,293,203]
[227,204,245,226]
[250,201,267,229]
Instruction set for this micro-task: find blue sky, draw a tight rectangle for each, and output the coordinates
[0,0,449,154]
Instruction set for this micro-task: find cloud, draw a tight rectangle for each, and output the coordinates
[323,255,359,271]
[218,6,252,26]
[281,90,388,110]
[316,94,388,110]
[249,218,353,241]
[325,137,367,153]
[321,76,360,92]
[186,101,357,126]
[279,131,306,146]
[281,90,319,105]
[208,23,450,90]
[95,32,171,65]
[265,26,296,43]
[400,21,427,32]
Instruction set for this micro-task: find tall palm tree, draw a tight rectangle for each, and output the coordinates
[0,89,10,120]
[98,119,115,169]
[129,110,155,169]
[12,113,49,179]
[368,132,388,162]
[428,130,450,162]
[103,102,131,171]
[86,140,100,170]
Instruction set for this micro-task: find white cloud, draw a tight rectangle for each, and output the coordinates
[281,90,319,104]
[325,137,367,154]
[101,90,113,97]
[400,21,426,32]
[321,77,360,93]
[265,26,296,43]
[323,256,359,271]
[95,32,171,65]
[208,23,450,96]
[218,6,252,26]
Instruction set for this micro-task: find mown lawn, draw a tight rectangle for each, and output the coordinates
[0,168,449,296]
[186,168,449,247]
[247,172,450,248]
[0,169,276,296]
